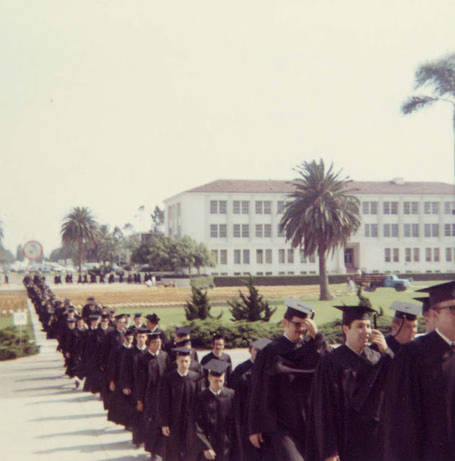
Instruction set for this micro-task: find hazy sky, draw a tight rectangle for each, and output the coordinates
[1,0,455,254]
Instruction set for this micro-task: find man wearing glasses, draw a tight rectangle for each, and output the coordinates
[384,281,455,461]
[247,298,330,461]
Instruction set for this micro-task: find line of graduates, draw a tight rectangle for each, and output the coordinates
[52,271,159,285]
[24,273,455,461]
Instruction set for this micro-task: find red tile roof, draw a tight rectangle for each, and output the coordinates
[185,179,455,195]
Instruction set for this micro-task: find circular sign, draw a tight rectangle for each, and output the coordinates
[22,240,44,261]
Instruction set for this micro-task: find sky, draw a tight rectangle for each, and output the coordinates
[1,0,455,255]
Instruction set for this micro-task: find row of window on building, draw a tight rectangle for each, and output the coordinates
[210,199,455,216]
[384,247,455,263]
[211,248,317,265]
[210,200,289,215]
[363,200,455,215]
[365,223,455,238]
[210,223,285,238]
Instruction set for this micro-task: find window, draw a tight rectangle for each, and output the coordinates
[219,201,227,214]
[425,248,432,262]
[365,224,378,237]
[363,201,378,214]
[446,248,453,262]
[279,249,285,264]
[383,224,390,237]
[405,248,411,262]
[220,250,227,265]
[404,201,419,214]
[255,224,263,238]
[403,224,411,238]
[309,254,316,263]
[256,249,263,264]
[233,224,241,238]
[234,249,241,264]
[277,201,286,214]
[445,224,455,236]
[277,225,285,237]
[210,201,218,214]
[287,249,294,264]
[219,224,227,238]
[242,201,249,214]
[242,224,249,238]
[264,201,272,214]
[424,201,440,214]
[413,248,420,262]
[384,248,391,262]
[264,224,272,238]
[243,249,250,264]
[211,250,218,264]
[393,248,399,262]
[255,201,263,214]
[412,224,419,237]
[383,201,398,215]
[300,249,306,263]
[391,224,399,237]
[425,224,439,237]
[434,248,440,262]
[210,224,218,238]
[265,249,272,264]
[233,201,240,214]
[444,201,455,215]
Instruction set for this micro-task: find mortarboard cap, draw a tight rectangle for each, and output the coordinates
[101,313,110,319]
[124,327,136,336]
[135,327,150,334]
[203,359,229,376]
[175,338,191,347]
[146,313,160,323]
[87,297,95,302]
[115,313,126,320]
[67,318,76,323]
[175,326,192,336]
[125,313,131,318]
[172,346,192,356]
[414,297,431,314]
[88,314,100,320]
[134,313,142,318]
[284,298,314,318]
[389,301,421,320]
[147,331,161,339]
[67,307,75,313]
[251,337,272,351]
[109,308,116,314]
[416,281,455,307]
[334,304,376,325]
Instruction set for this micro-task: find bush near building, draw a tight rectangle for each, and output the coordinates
[0,326,39,361]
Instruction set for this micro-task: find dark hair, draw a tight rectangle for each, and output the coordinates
[212,334,224,342]
[284,307,308,321]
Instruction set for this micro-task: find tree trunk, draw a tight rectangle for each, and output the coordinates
[318,247,333,300]
[78,238,82,274]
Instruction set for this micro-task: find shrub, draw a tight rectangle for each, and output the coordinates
[0,327,40,361]
[184,286,221,321]
[190,275,214,290]
[228,276,276,322]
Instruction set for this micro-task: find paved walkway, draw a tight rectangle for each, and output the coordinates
[0,290,249,460]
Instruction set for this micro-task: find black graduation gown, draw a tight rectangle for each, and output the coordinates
[195,388,235,461]
[159,369,202,461]
[308,344,393,461]
[81,328,105,393]
[141,351,170,456]
[383,331,454,461]
[231,359,263,461]
[248,334,330,461]
[61,326,81,377]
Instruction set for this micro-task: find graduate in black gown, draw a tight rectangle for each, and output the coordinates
[200,334,232,385]
[384,281,455,461]
[308,302,393,461]
[141,332,170,461]
[248,298,331,461]
[81,314,104,393]
[195,359,235,461]
[231,338,271,461]
[159,347,202,461]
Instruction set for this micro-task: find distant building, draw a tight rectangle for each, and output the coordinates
[163,178,455,276]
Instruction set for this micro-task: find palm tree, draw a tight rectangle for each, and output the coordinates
[279,159,360,300]
[61,207,98,273]
[402,53,455,181]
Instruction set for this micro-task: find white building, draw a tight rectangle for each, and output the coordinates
[164,179,455,276]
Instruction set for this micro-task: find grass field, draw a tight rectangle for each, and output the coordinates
[51,281,441,330]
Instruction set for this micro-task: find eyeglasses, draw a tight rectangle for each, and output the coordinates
[435,305,455,314]
[288,320,307,329]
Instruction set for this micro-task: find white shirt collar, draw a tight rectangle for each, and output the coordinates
[435,328,455,346]
[148,349,159,357]
[177,370,189,377]
[209,387,223,396]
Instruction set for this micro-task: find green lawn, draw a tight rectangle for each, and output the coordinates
[117,281,437,329]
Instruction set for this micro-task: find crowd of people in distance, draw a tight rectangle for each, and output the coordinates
[23,273,455,461]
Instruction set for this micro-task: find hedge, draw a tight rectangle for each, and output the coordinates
[0,327,40,361]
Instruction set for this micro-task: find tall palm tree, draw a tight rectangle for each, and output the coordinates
[61,207,98,273]
[279,159,360,300]
[402,53,455,181]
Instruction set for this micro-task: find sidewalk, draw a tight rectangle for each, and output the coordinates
[0,290,249,460]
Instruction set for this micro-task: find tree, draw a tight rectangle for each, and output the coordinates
[61,206,98,273]
[228,276,276,322]
[184,286,221,320]
[402,53,455,180]
[151,206,165,232]
[279,159,360,300]
[16,245,24,262]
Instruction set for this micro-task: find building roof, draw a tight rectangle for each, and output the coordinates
[184,179,455,196]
